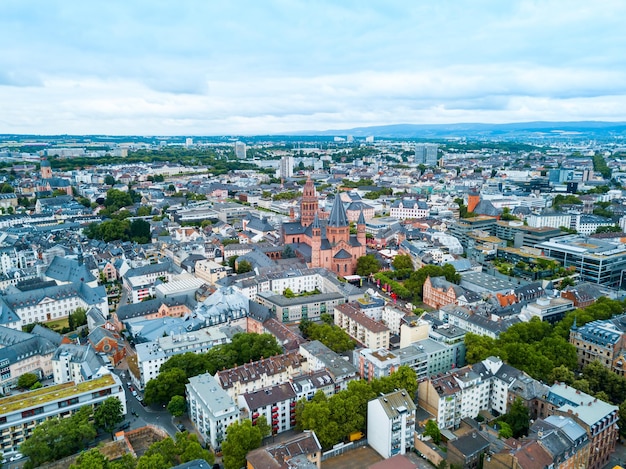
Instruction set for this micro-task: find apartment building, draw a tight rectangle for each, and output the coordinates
[0,374,125,454]
[239,382,297,436]
[390,199,430,220]
[214,351,306,402]
[544,383,618,469]
[299,341,358,392]
[569,315,626,372]
[334,303,390,350]
[194,259,228,286]
[418,357,525,430]
[186,373,239,450]
[136,327,229,389]
[368,389,417,458]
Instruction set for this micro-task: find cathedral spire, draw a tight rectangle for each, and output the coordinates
[328,192,348,227]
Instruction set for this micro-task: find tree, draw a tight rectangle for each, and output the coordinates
[94,397,125,438]
[283,287,295,298]
[144,368,188,405]
[130,219,151,244]
[167,395,187,417]
[500,398,530,438]
[160,353,211,378]
[70,448,110,469]
[282,245,295,258]
[104,175,116,186]
[498,421,513,439]
[392,254,413,270]
[136,205,152,217]
[21,406,96,466]
[356,254,381,276]
[69,307,88,330]
[236,260,252,274]
[17,372,39,389]
[424,420,441,444]
[222,420,263,469]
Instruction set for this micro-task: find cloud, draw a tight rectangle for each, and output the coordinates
[0,0,626,134]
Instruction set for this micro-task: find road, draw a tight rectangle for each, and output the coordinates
[113,369,177,437]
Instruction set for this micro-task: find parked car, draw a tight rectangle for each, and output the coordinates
[176,424,186,432]
[9,453,23,462]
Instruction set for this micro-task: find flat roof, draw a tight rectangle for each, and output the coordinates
[0,374,115,414]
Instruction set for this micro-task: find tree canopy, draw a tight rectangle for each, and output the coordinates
[299,320,355,353]
[94,397,125,437]
[222,419,263,469]
[356,254,381,276]
[296,366,418,449]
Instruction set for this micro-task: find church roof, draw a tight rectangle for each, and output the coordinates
[333,249,352,259]
[328,193,349,227]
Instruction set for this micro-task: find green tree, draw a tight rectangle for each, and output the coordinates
[130,219,151,244]
[222,420,263,469]
[144,368,188,405]
[283,287,295,298]
[167,395,187,417]
[104,175,116,185]
[236,260,252,274]
[70,448,110,469]
[160,353,211,378]
[94,397,125,438]
[21,406,96,466]
[356,254,381,276]
[424,420,441,444]
[500,398,530,438]
[498,421,513,439]
[69,307,88,330]
[392,254,413,270]
[17,372,39,389]
[136,453,167,469]
[136,205,152,217]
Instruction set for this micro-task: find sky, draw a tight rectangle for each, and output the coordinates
[1,0,626,136]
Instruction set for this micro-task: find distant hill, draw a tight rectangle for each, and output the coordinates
[287,121,626,140]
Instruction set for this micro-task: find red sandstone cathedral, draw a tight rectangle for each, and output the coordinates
[282,177,366,275]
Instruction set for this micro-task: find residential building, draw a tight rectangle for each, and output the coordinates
[356,348,401,381]
[136,327,229,389]
[569,315,626,372]
[368,389,417,458]
[290,370,336,401]
[447,432,490,469]
[299,341,358,392]
[186,373,240,450]
[334,302,390,350]
[422,276,466,310]
[214,351,306,402]
[52,343,105,385]
[235,141,246,159]
[279,155,294,179]
[543,382,619,469]
[0,374,125,454]
[239,382,297,435]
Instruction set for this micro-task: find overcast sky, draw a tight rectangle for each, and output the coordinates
[1,0,625,135]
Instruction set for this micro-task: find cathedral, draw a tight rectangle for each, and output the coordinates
[282,177,366,275]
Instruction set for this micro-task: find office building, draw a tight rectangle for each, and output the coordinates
[415,144,438,166]
[279,155,294,179]
[235,142,247,159]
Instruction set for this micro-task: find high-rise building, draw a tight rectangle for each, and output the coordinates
[279,155,294,179]
[235,141,246,159]
[415,144,439,166]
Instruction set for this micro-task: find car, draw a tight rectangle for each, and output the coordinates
[127,381,132,387]
[132,390,137,397]
[176,424,186,432]
[9,453,23,462]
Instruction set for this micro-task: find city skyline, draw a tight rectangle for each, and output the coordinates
[1,1,626,136]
